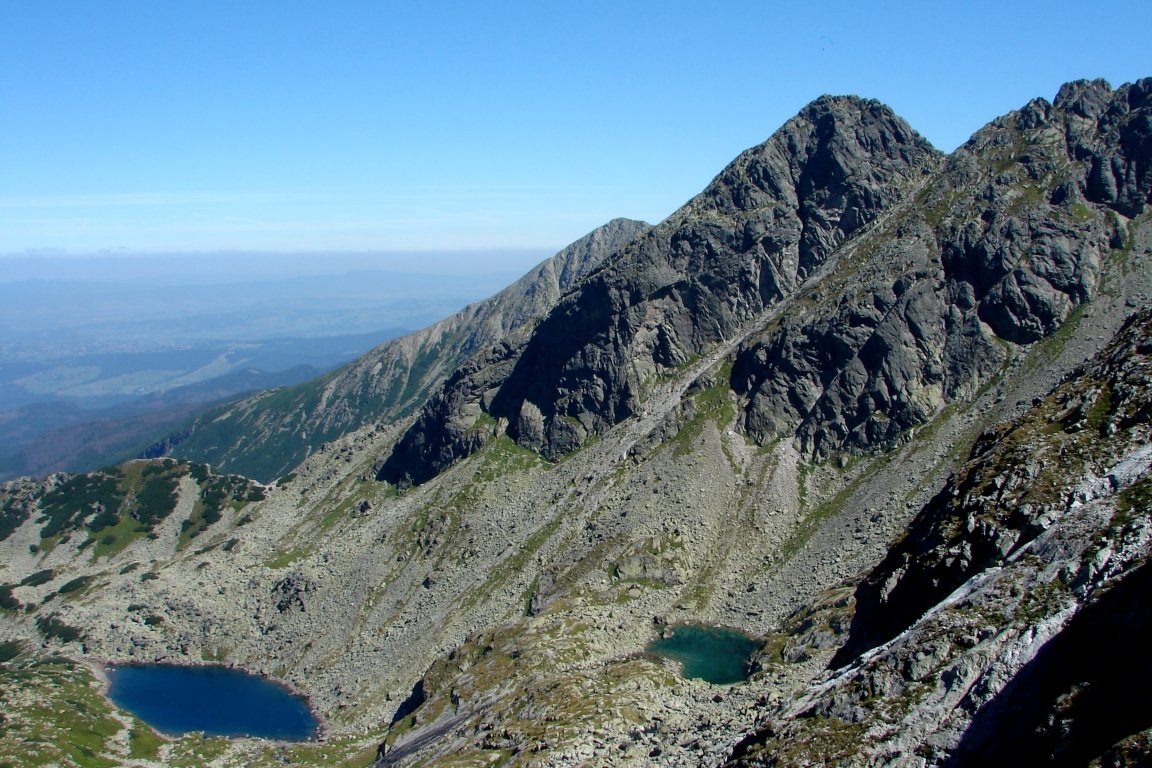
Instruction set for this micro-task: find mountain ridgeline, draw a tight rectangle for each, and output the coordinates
[151,217,650,481]
[1,78,1151,768]
[381,78,1149,485]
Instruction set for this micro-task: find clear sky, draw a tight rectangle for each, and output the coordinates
[1,0,1149,257]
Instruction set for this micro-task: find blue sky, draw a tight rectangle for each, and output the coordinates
[1,0,1149,258]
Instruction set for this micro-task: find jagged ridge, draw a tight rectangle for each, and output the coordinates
[381,96,941,485]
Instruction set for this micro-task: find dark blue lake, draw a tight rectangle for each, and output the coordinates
[646,624,761,685]
[106,663,320,740]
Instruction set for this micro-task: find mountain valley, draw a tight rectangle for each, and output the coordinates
[1,77,1151,767]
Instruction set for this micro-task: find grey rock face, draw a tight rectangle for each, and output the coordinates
[1059,78,1152,218]
[384,80,1152,487]
[381,96,940,485]
[726,307,1152,767]
[836,306,1152,666]
[732,78,1152,459]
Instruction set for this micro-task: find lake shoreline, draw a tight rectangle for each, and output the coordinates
[74,654,330,744]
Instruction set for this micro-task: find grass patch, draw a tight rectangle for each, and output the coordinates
[266,547,312,569]
[668,361,735,458]
[0,654,123,766]
[0,640,24,663]
[127,726,166,759]
[1069,202,1095,222]
[475,434,545,482]
[36,614,85,643]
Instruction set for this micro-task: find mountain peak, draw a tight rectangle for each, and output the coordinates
[698,93,939,221]
[1053,77,1114,117]
[380,94,943,485]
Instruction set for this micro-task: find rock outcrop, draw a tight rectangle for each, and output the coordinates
[727,307,1152,767]
[733,77,1152,459]
[384,80,1152,489]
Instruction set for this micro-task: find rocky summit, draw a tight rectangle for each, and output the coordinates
[1,77,1151,767]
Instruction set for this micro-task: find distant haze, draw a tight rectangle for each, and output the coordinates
[0,247,556,477]
[0,249,553,284]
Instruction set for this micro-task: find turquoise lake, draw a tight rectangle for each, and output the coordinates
[105,663,320,740]
[646,624,761,684]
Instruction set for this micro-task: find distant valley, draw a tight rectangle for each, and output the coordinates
[0,257,545,479]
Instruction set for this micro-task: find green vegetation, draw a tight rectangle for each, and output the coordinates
[0,460,228,559]
[668,361,735,457]
[0,494,30,543]
[127,726,165,760]
[1069,202,1095,222]
[133,466,184,527]
[179,468,264,547]
[0,459,265,558]
[38,472,126,540]
[1115,476,1152,528]
[0,655,126,767]
[56,576,92,596]
[1014,576,1070,625]
[0,640,23,663]
[159,375,362,483]
[21,569,56,587]
[1019,299,1087,378]
[265,547,313,569]
[0,584,20,612]
[474,434,544,481]
[35,613,85,643]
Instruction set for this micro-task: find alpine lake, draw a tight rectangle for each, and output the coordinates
[645,623,761,685]
[105,626,757,740]
[105,663,320,740]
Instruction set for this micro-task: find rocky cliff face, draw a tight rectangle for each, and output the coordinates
[1,79,1150,768]
[384,80,1151,489]
[733,77,1150,459]
[727,306,1152,767]
[153,217,650,482]
[380,96,942,485]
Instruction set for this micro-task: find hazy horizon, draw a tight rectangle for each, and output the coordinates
[0,247,556,285]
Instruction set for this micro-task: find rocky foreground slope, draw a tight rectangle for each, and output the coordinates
[0,77,1150,767]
